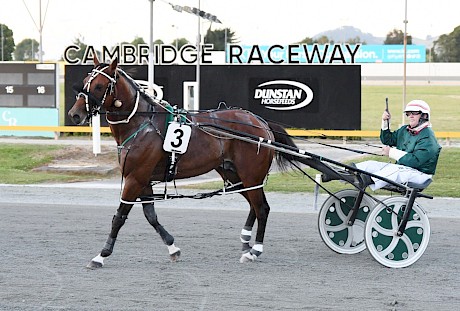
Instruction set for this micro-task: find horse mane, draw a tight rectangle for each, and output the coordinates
[115,66,157,106]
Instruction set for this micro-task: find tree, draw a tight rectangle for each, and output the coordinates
[296,36,336,44]
[315,35,333,44]
[131,36,145,46]
[296,37,314,44]
[14,38,39,61]
[384,28,412,45]
[125,36,146,58]
[432,26,460,62]
[170,38,189,50]
[0,23,15,61]
[64,36,89,62]
[204,27,238,51]
[346,36,366,45]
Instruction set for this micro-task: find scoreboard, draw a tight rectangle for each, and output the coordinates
[0,63,58,108]
[0,63,59,138]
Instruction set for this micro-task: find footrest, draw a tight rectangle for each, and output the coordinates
[383,179,432,191]
[406,179,432,190]
[321,171,355,183]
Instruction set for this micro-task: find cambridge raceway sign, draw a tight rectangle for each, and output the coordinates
[63,44,425,65]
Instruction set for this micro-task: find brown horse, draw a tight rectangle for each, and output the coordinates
[68,56,305,268]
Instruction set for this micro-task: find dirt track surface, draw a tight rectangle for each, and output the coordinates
[1,196,459,311]
[0,139,459,310]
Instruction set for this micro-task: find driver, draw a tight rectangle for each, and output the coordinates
[355,99,442,190]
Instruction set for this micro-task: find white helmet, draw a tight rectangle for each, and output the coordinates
[404,99,430,120]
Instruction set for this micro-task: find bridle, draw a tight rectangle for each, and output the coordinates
[75,64,140,125]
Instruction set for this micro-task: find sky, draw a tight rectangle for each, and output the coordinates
[1,0,459,61]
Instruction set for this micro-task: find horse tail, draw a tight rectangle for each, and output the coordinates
[267,122,353,182]
[267,122,304,172]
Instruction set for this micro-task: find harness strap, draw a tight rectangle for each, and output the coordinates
[164,104,188,131]
[107,90,140,125]
[117,122,150,156]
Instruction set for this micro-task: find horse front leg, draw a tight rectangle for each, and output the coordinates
[141,189,181,261]
[87,202,133,269]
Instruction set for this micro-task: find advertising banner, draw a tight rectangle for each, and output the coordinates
[0,107,59,138]
[226,44,426,64]
[199,65,361,129]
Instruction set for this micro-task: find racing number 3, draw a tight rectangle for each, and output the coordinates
[163,122,192,154]
[171,128,184,148]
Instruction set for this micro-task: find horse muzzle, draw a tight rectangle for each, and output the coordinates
[68,109,88,125]
[68,98,90,125]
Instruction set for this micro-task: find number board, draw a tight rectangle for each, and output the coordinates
[163,122,192,154]
[0,63,58,108]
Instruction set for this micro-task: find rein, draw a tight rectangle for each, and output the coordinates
[183,113,383,157]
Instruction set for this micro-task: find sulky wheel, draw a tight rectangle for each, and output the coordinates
[318,189,375,254]
[364,196,430,268]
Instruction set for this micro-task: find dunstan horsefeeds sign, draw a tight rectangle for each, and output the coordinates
[254,80,314,111]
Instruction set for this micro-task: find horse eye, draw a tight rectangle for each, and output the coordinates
[94,84,103,91]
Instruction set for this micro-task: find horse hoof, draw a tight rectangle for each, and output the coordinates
[86,260,103,269]
[170,250,181,262]
[168,244,181,262]
[239,252,255,263]
[86,254,104,269]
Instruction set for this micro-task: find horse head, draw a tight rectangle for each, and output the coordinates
[68,55,120,125]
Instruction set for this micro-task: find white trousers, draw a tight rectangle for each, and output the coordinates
[355,160,432,191]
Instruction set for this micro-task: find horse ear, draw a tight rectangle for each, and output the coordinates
[93,54,100,66]
[110,58,119,72]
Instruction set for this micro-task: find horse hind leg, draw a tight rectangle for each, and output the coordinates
[216,166,254,254]
[216,165,268,263]
[142,200,181,262]
[239,191,270,263]
[87,203,132,269]
[240,208,255,253]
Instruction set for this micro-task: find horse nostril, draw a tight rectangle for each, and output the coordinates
[71,114,81,125]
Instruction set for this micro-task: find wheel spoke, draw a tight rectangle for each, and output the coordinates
[332,199,348,221]
[371,221,394,236]
[379,237,398,257]
[400,234,415,256]
[391,203,403,229]
[405,220,424,229]
[324,223,347,232]
[353,219,365,228]
[343,227,355,247]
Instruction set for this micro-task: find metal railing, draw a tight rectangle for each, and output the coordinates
[1,126,459,145]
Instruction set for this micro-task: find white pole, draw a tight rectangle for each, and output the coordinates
[92,114,101,156]
[314,174,321,210]
[195,0,201,110]
[402,0,408,125]
[1,24,4,61]
[39,0,43,63]
[148,0,155,95]
[224,27,227,52]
